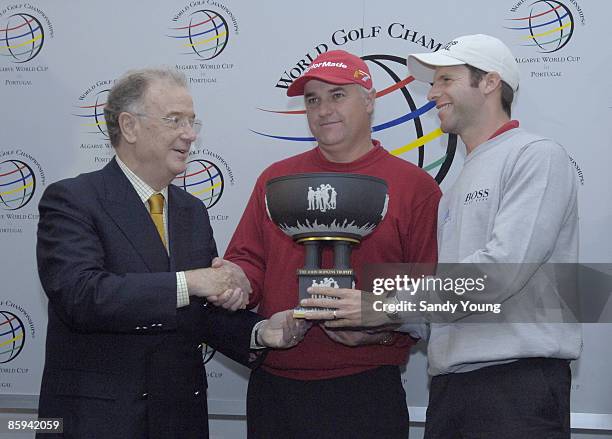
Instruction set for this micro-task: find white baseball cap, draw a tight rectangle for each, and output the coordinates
[407,34,520,92]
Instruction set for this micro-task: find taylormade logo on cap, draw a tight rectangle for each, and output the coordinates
[286,49,373,97]
[304,61,348,74]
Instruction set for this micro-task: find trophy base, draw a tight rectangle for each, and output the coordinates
[293,268,354,319]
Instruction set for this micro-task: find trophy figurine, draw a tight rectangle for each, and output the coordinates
[265,173,389,317]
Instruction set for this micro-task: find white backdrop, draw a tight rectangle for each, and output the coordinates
[0,0,611,432]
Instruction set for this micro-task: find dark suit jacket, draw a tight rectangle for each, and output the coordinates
[36,159,262,439]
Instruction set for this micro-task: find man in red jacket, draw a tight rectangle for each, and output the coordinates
[225,50,441,438]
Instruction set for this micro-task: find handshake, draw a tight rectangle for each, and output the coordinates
[185,258,309,349]
[186,257,252,311]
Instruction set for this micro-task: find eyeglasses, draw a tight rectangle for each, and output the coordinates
[133,112,202,135]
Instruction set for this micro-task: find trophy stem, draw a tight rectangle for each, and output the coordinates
[333,240,352,269]
[303,241,321,269]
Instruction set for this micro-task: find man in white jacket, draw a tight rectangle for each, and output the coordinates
[407,34,581,439]
[302,34,582,438]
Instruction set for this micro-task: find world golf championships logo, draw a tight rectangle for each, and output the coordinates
[253,54,457,184]
[0,13,44,63]
[167,9,229,60]
[173,159,225,208]
[505,0,574,53]
[74,88,111,140]
[0,160,36,210]
[0,311,25,363]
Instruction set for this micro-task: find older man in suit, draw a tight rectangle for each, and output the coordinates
[36,68,306,438]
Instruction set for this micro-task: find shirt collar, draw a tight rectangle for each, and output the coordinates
[488,120,520,140]
[115,156,169,204]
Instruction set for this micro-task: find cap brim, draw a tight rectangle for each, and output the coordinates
[286,75,310,97]
[407,52,466,84]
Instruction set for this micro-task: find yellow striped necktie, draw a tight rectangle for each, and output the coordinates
[148,193,167,249]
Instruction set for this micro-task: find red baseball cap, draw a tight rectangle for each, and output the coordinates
[286,50,373,97]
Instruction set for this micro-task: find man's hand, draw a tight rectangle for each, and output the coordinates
[210,257,252,293]
[185,258,252,310]
[257,310,311,349]
[207,288,249,311]
[320,326,395,346]
[299,287,390,328]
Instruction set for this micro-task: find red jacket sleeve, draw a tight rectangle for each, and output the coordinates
[224,176,268,307]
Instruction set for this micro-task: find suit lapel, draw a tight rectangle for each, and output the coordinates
[167,185,195,272]
[99,159,170,272]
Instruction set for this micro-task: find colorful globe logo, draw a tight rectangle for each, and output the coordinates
[0,160,36,210]
[74,89,111,139]
[505,0,574,53]
[253,54,457,184]
[363,55,457,183]
[167,9,230,60]
[0,13,44,63]
[173,159,225,208]
[0,311,25,364]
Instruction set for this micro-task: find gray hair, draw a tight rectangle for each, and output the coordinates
[104,67,188,147]
[358,85,376,123]
[358,85,375,98]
